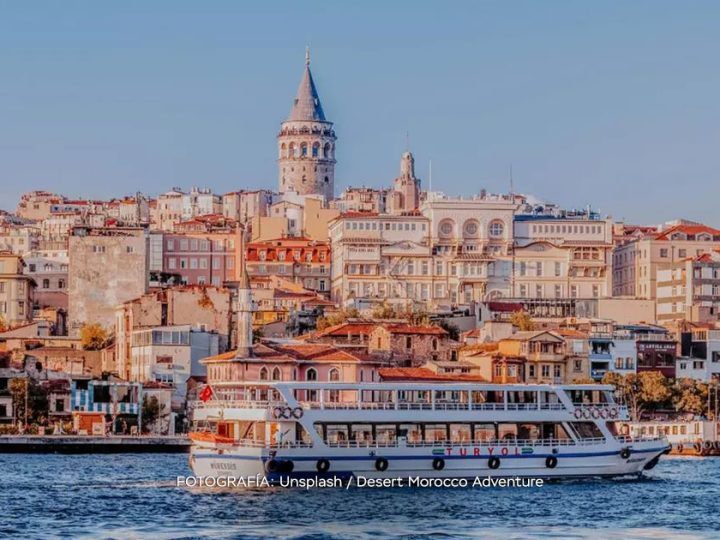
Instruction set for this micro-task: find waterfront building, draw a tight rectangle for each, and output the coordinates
[277,50,336,202]
[0,252,35,328]
[67,227,149,336]
[153,188,185,231]
[656,251,720,324]
[612,221,720,299]
[130,324,219,411]
[676,326,720,382]
[115,286,233,380]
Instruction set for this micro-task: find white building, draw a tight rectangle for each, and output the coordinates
[130,324,219,411]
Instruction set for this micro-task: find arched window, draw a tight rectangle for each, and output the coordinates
[324,176,329,184]
[259,367,269,381]
[312,143,319,157]
[301,142,308,157]
[272,367,281,381]
[489,220,505,238]
[323,142,331,159]
[432,338,438,351]
[328,368,340,381]
[463,220,480,238]
[306,368,318,381]
[288,142,295,158]
[280,143,286,159]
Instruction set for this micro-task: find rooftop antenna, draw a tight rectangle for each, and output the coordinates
[509,163,514,197]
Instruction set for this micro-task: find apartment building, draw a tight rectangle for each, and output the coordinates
[656,251,720,324]
[0,252,35,327]
[162,231,240,286]
[613,222,720,298]
[245,237,330,295]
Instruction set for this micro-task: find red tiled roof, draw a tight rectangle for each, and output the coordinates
[316,322,377,337]
[384,324,447,336]
[378,367,486,383]
[654,224,720,241]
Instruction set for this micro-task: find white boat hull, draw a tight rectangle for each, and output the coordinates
[189,440,670,483]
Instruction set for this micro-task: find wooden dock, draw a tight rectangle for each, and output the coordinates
[0,435,191,454]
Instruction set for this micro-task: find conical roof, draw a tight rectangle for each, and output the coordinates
[287,50,327,122]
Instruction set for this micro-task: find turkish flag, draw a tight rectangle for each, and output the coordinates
[199,385,213,402]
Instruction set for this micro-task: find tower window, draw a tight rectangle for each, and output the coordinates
[301,143,308,156]
[312,143,319,157]
[324,176,329,183]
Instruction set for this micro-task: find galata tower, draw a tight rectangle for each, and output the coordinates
[277,49,336,202]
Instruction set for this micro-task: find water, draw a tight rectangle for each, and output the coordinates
[0,454,717,539]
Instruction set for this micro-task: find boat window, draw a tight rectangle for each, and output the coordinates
[569,422,604,439]
[450,424,472,442]
[399,424,422,443]
[498,424,518,441]
[680,425,687,435]
[517,423,541,440]
[376,424,397,444]
[605,422,619,437]
[424,424,448,443]
[350,424,372,443]
[295,424,313,445]
[470,391,486,404]
[324,424,349,444]
[549,423,571,440]
[473,424,496,442]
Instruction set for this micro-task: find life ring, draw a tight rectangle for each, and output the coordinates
[599,408,609,419]
[272,406,286,419]
[488,457,501,470]
[591,408,600,419]
[643,456,660,470]
[574,408,583,419]
[703,440,713,451]
[280,460,294,474]
[375,457,389,471]
[316,459,330,473]
[432,458,445,471]
[676,444,684,454]
[620,447,632,460]
[291,406,304,419]
[714,441,720,451]
[265,459,280,473]
[693,442,702,453]
[582,409,592,420]
[545,456,558,469]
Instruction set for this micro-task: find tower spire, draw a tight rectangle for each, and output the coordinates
[305,46,310,66]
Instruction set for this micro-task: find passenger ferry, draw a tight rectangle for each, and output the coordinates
[189,382,670,483]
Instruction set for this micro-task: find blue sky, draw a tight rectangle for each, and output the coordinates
[1,1,719,225]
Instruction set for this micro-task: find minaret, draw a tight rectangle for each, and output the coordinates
[235,225,254,358]
[277,48,336,202]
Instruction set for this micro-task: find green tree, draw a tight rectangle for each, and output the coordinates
[602,371,672,421]
[435,319,460,341]
[141,395,166,434]
[672,378,708,416]
[9,378,49,427]
[372,301,398,320]
[315,307,361,331]
[80,323,109,351]
[510,311,536,331]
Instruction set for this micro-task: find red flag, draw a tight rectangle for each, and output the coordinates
[199,385,213,402]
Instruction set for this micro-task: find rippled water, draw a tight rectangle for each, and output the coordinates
[1,453,718,539]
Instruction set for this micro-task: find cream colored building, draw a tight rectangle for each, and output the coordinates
[512,214,613,300]
[613,222,720,299]
[0,252,35,328]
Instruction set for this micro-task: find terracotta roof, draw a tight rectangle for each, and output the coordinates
[316,322,377,337]
[556,328,588,339]
[378,367,486,383]
[654,224,720,241]
[384,324,447,336]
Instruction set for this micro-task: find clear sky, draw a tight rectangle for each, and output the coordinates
[1,1,719,225]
